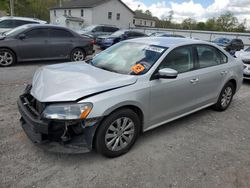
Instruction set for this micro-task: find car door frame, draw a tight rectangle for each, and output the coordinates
[16,27,50,61]
[147,44,207,130]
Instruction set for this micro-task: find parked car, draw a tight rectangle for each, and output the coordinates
[235,47,250,80]
[212,38,244,52]
[96,29,148,49]
[150,32,185,38]
[0,16,46,34]
[77,25,119,39]
[18,37,243,157]
[0,24,94,66]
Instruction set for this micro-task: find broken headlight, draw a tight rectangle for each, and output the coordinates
[42,103,93,120]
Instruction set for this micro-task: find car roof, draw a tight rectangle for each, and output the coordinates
[0,16,47,24]
[21,24,71,30]
[128,37,214,48]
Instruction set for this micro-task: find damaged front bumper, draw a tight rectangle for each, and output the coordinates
[17,93,101,154]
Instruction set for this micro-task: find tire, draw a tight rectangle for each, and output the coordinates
[95,109,140,158]
[70,48,86,62]
[213,82,235,111]
[0,48,16,67]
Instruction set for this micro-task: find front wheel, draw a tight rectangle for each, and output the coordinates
[70,48,86,62]
[95,109,140,158]
[0,49,16,67]
[213,82,235,111]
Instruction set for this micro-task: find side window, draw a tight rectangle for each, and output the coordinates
[103,27,113,32]
[93,26,103,32]
[159,46,194,73]
[111,27,119,32]
[13,20,37,27]
[50,29,73,38]
[25,29,48,38]
[197,45,227,68]
[0,19,14,28]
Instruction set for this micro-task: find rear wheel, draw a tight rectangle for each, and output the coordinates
[70,48,86,61]
[213,82,235,111]
[0,49,16,67]
[95,109,140,158]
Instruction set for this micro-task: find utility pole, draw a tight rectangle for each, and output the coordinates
[10,0,14,16]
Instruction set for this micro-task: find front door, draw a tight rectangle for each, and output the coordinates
[17,28,50,61]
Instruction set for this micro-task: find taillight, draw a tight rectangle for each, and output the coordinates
[90,40,95,45]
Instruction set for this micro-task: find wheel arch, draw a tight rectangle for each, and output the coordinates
[92,104,144,149]
[0,47,17,61]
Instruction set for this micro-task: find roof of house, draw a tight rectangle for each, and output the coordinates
[134,12,157,21]
[51,0,134,14]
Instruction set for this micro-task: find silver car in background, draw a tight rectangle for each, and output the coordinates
[18,38,243,157]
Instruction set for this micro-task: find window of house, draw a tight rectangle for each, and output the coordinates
[151,22,153,27]
[144,21,146,26]
[108,12,112,19]
[54,10,56,17]
[140,20,142,25]
[133,19,135,24]
[68,9,71,16]
[116,13,120,20]
[64,10,67,15]
[81,9,84,17]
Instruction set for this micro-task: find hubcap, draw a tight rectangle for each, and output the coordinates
[0,51,13,66]
[105,117,135,152]
[72,50,84,61]
[221,87,232,108]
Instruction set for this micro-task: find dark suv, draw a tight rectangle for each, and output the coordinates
[213,38,244,51]
[77,25,119,39]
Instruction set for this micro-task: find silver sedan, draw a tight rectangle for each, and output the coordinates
[18,37,243,157]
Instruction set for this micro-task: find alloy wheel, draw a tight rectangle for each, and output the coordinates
[0,51,14,66]
[221,86,233,108]
[72,50,84,61]
[105,117,135,152]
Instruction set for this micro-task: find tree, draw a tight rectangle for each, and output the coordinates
[216,11,238,31]
[182,18,196,30]
[167,10,174,22]
[145,10,152,16]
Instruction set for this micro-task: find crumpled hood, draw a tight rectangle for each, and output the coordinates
[31,62,137,102]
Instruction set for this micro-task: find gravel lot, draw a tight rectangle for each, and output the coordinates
[0,56,250,188]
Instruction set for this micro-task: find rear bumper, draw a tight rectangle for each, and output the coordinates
[18,93,101,154]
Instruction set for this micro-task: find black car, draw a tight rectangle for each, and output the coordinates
[78,25,119,40]
[212,38,244,52]
[0,24,94,67]
[149,32,185,38]
[96,30,148,49]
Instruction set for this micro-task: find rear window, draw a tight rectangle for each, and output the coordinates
[0,19,14,28]
[49,29,73,38]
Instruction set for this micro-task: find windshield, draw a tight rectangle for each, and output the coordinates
[110,30,125,37]
[4,25,30,36]
[91,42,167,75]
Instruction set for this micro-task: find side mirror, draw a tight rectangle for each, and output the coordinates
[19,34,26,40]
[156,68,178,79]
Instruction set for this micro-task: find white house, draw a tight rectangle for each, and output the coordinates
[133,12,156,28]
[50,0,135,30]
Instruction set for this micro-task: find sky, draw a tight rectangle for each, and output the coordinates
[122,0,250,27]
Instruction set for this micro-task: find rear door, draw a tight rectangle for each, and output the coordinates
[17,28,50,60]
[48,28,75,59]
[193,44,229,104]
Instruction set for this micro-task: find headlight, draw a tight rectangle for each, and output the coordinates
[42,103,93,120]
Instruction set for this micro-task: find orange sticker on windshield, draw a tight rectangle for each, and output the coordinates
[131,64,145,74]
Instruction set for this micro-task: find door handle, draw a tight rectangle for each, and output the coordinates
[190,78,199,84]
[221,71,228,75]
